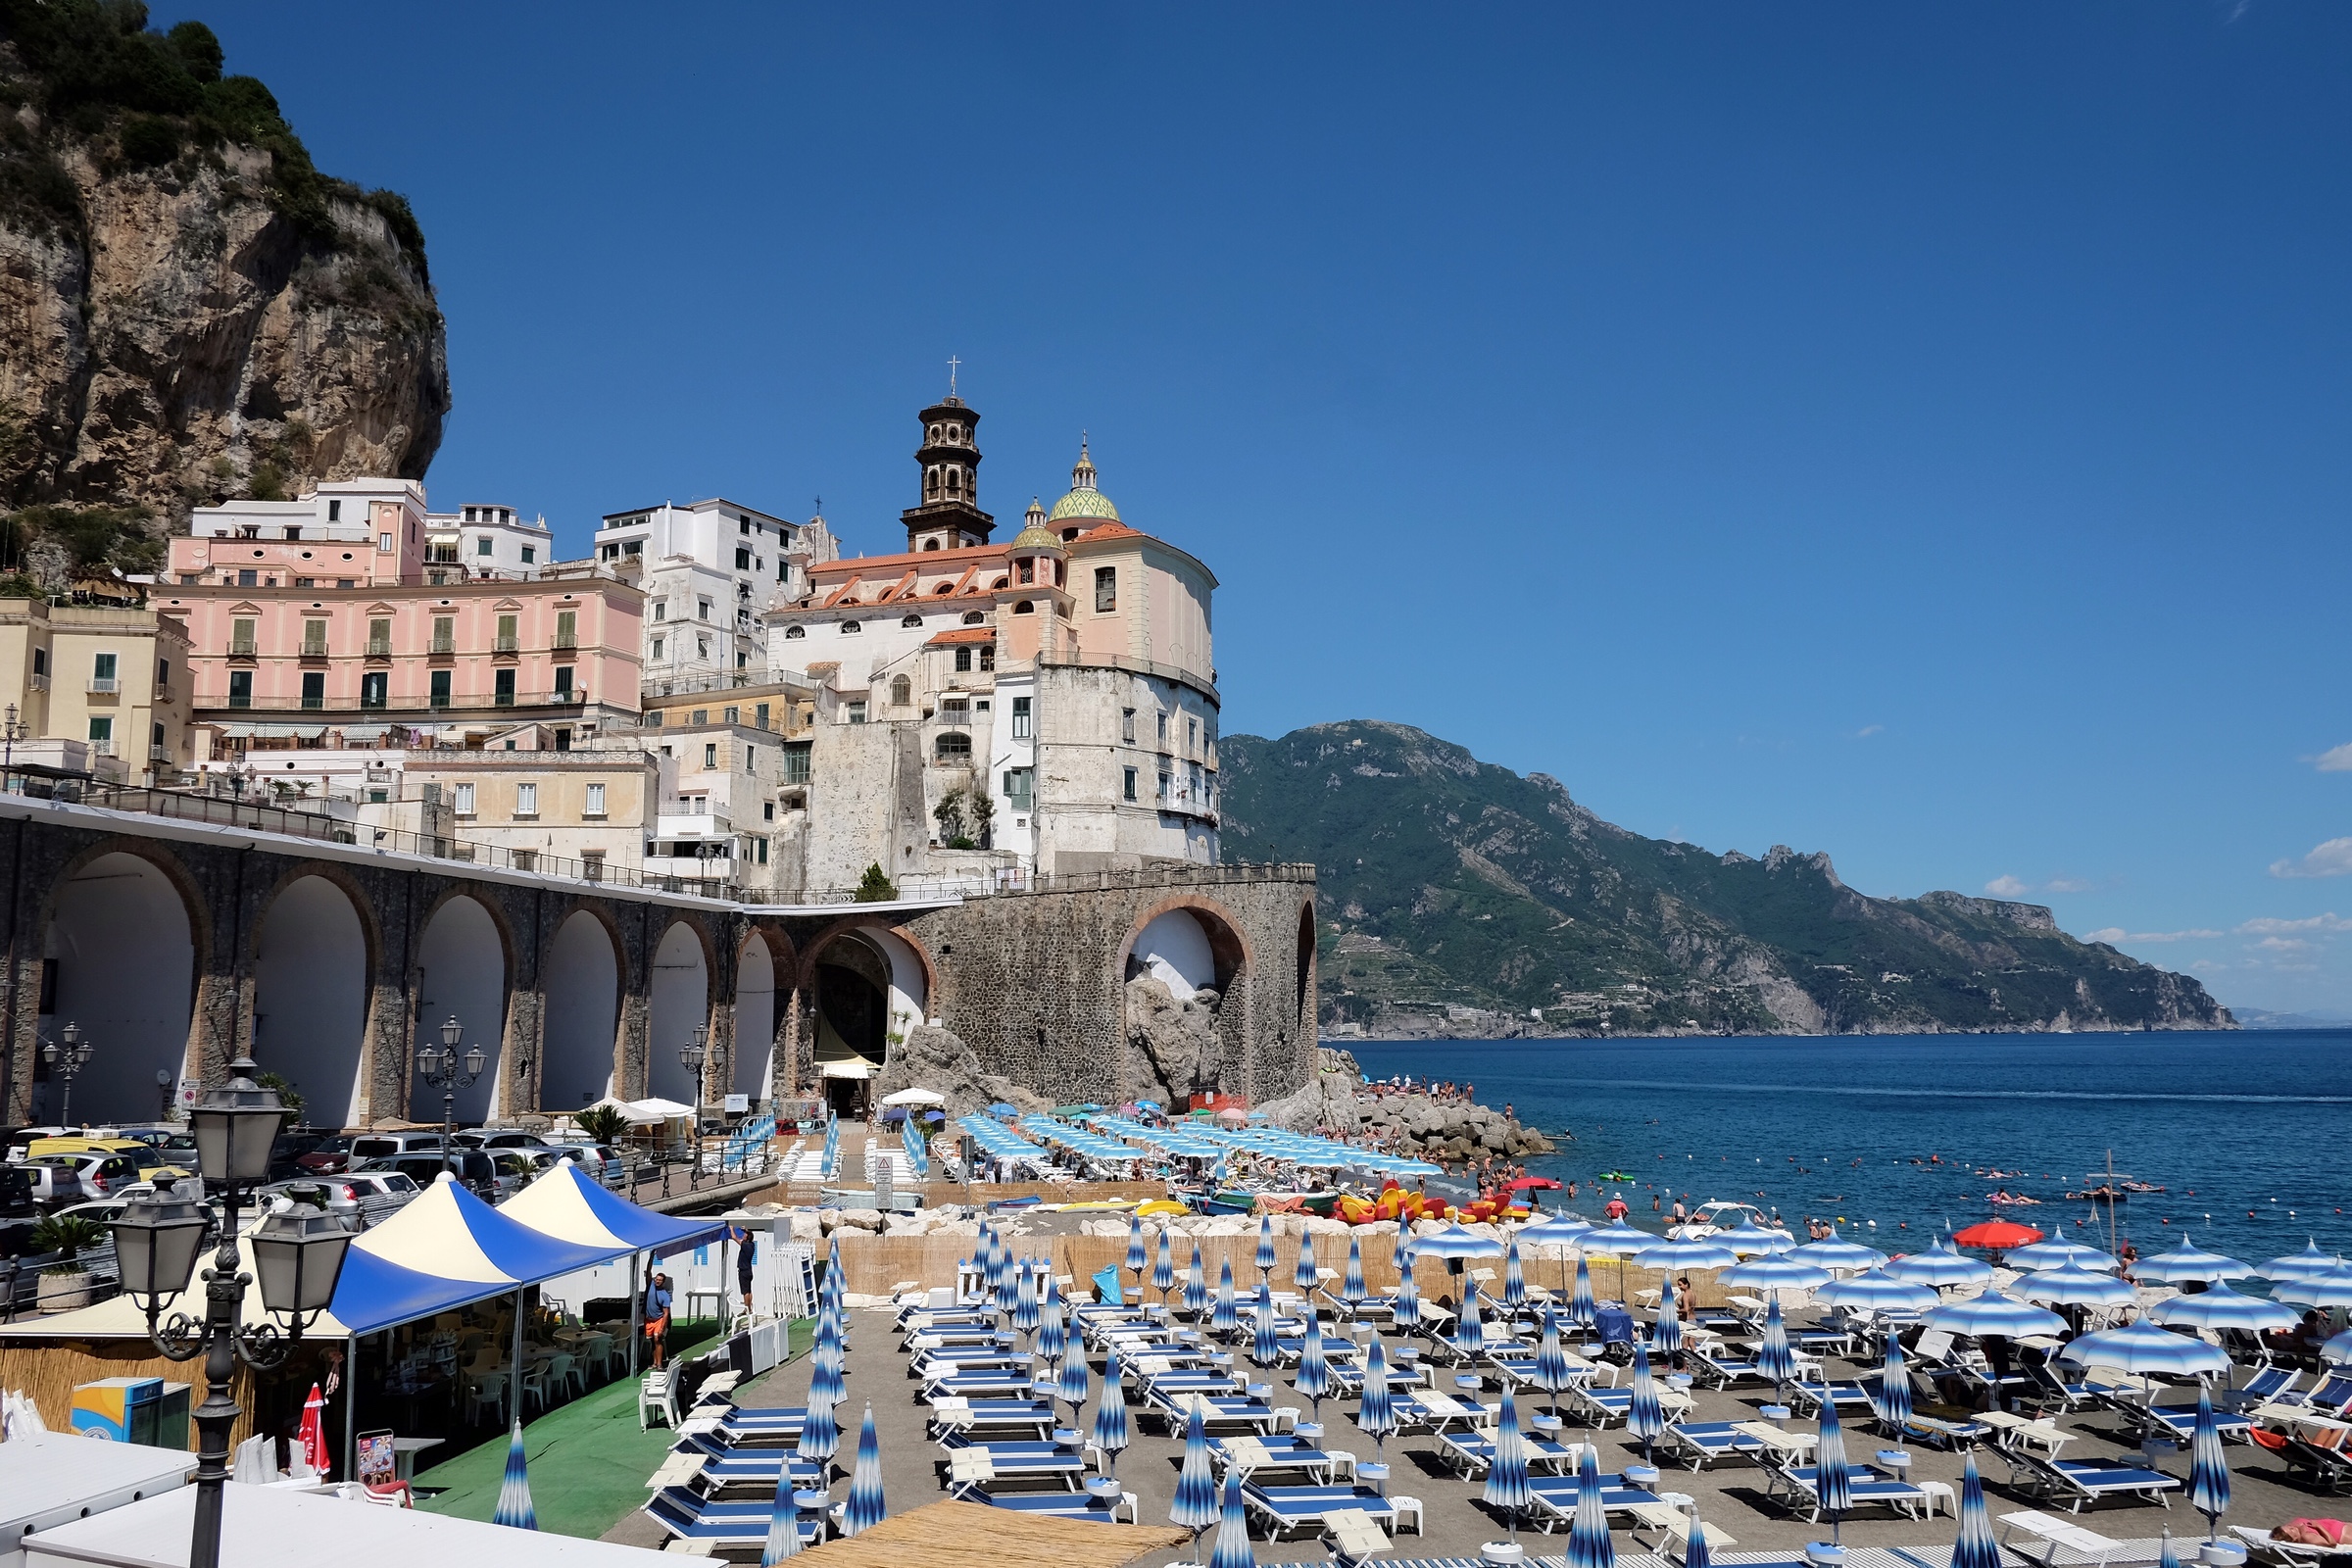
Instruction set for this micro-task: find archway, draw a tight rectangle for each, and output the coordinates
[646,920,710,1106]
[733,933,777,1104]
[252,875,371,1129]
[42,852,197,1126]
[543,910,620,1114]
[412,896,509,1123]
[1130,908,1221,1000]
[1296,901,1317,1045]
[808,924,929,1118]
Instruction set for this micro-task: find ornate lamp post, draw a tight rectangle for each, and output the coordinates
[156,1067,176,1122]
[1,701,26,781]
[416,1016,485,1179]
[109,1055,354,1568]
[679,1026,708,1184]
[44,1021,95,1128]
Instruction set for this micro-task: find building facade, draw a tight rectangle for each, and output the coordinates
[0,598,193,780]
[593,498,838,688]
[423,502,555,581]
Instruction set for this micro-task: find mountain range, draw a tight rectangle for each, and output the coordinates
[1217,720,2233,1038]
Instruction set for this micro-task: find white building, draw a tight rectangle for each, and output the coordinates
[592,498,838,688]
[423,502,555,582]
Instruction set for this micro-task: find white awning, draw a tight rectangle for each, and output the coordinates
[820,1060,877,1080]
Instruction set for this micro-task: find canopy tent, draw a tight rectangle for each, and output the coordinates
[880,1088,946,1106]
[581,1096,672,1127]
[352,1171,623,1284]
[498,1159,727,1252]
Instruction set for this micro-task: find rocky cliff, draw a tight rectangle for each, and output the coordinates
[0,4,447,577]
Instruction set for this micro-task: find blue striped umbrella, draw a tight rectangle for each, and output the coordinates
[1641,1239,1740,1273]
[1395,1214,1416,1273]
[1154,1228,1177,1303]
[1456,1281,1487,1363]
[1356,1335,1396,1462]
[2322,1329,2352,1366]
[1924,1290,2066,1339]
[2264,1239,2340,1284]
[1790,1226,1887,1274]
[1393,1258,1422,1334]
[1055,1343,1091,1425]
[1014,1258,1041,1340]
[1535,1306,1572,1422]
[1712,1220,1794,1255]
[2161,1530,2182,1568]
[1884,1240,1992,1288]
[1297,1308,1331,1424]
[2190,1385,2230,1540]
[1570,1252,1596,1328]
[1208,1470,1255,1568]
[492,1419,537,1530]
[810,1310,846,1412]
[2008,1239,2119,1273]
[1503,1240,1528,1314]
[1039,1272,1068,1366]
[1759,1294,1797,1388]
[2146,1283,2295,1334]
[1723,1253,1835,1293]
[1628,1337,1664,1462]
[1252,1283,1280,1368]
[2278,1265,2352,1308]
[842,1404,885,1538]
[1172,1401,1218,1556]
[1565,1440,1614,1568]
[760,1465,802,1564]
[994,1243,1019,1319]
[1817,1270,1938,1314]
[1344,1234,1368,1306]
[1876,1330,1912,1437]
[1683,1503,1714,1568]
[1127,1213,1149,1280]
[1484,1386,1533,1540]
[1817,1394,1852,1544]
[1185,1244,1209,1319]
[1092,1350,1130,1478]
[1256,1215,1277,1282]
[1295,1230,1319,1296]
[2139,1239,2254,1285]
[1212,1259,1240,1340]
[2060,1321,2229,1377]
[1653,1277,1683,1361]
[1952,1450,2000,1568]
[801,1371,841,1475]
[2021,1266,2138,1309]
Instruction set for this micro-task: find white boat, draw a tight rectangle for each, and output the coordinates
[1664,1199,1793,1244]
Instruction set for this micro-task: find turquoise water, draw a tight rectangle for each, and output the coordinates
[1343,1031,2352,1262]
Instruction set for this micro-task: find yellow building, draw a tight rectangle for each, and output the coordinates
[399,740,660,883]
[0,596,192,781]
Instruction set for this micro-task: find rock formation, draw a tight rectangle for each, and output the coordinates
[1257,1047,1552,1164]
[1122,975,1223,1107]
[870,1023,1049,1119]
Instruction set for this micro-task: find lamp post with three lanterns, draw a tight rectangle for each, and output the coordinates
[43,1020,94,1128]
[679,1025,708,1187]
[416,1015,486,1180]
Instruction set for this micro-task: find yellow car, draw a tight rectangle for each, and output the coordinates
[25,1137,196,1186]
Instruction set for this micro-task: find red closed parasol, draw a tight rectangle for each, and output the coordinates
[297,1382,327,1477]
[1952,1219,2044,1249]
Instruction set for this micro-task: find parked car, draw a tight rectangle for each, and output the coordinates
[0,1165,35,1221]
[352,1150,500,1202]
[26,1138,196,1187]
[293,1135,363,1175]
[3,1127,76,1163]
[254,1171,419,1227]
[19,1162,82,1207]
[267,1132,331,1181]
[347,1132,445,1164]
[31,1151,143,1200]
[454,1130,553,1152]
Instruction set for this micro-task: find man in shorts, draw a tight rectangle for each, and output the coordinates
[645,1270,674,1369]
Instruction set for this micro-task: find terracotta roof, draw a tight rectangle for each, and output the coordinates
[872,569,918,604]
[1075,520,1143,541]
[924,627,998,647]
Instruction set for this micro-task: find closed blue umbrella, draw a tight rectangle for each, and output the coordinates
[1344,1234,1368,1307]
[1154,1228,1177,1303]
[1884,1240,1992,1289]
[2138,1239,2254,1286]
[1295,1229,1319,1297]
[1172,1402,1217,1557]
[1534,1306,1572,1422]
[1484,1385,1533,1541]
[1628,1337,1664,1461]
[1876,1331,1912,1438]
[1570,1251,1596,1328]
[1252,1283,1280,1369]
[1185,1243,1209,1319]
[1504,1240,1528,1314]
[1817,1270,1938,1314]
[1208,1470,1255,1568]
[760,1467,802,1564]
[800,1370,841,1476]
[1357,1335,1396,1462]
[1682,1503,1714,1568]
[994,1243,1018,1319]
[1212,1258,1240,1339]
[1256,1215,1277,1283]
[2152,1285,2299,1335]
[493,1419,537,1530]
[1093,1350,1130,1478]
[1790,1226,1887,1274]
[842,1404,885,1538]
[2161,1531,2182,1568]
[1055,1342,1091,1423]
[2190,1386,2230,1540]
[1758,1294,1797,1389]
[1565,1440,1615,1568]
[810,1310,846,1413]
[1395,1214,1416,1273]
[1298,1309,1332,1424]
[2060,1321,2229,1378]
[1952,1450,1999,1568]
[1817,1396,1852,1544]
[1923,1290,2066,1339]
[1653,1277,1683,1362]
[1127,1213,1149,1281]
[1039,1271,1067,1366]
[1014,1258,1041,1340]
[2019,1266,2137,1310]
[1393,1258,1422,1334]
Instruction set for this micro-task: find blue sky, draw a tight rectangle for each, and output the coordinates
[187,3,2352,1012]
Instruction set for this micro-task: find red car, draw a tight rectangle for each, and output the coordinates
[294,1135,360,1175]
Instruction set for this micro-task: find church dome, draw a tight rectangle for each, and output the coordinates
[1011,497,1060,551]
[1047,438,1120,523]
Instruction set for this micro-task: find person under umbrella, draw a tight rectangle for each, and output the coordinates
[1534,1305,1573,1424]
[1252,1282,1281,1369]
[1039,1272,1067,1367]
[1297,1308,1332,1427]
[1628,1336,1665,1463]
[1817,1391,1853,1544]
[1256,1214,1278,1286]
[1654,1276,1684,1371]
[493,1418,537,1531]
[841,1404,885,1538]
[1357,1335,1396,1464]
[1093,1350,1131,1480]
[1185,1243,1210,1321]
[1485,1385,1533,1544]
[1456,1280,1488,1366]
[1055,1341,1091,1430]
[1566,1441,1615,1568]
[1126,1213,1149,1293]
[1209,1470,1256,1568]
[1503,1239,1529,1318]
[761,1467,803,1564]
[1014,1258,1041,1345]
[2190,1385,2230,1542]
[1876,1330,1912,1440]
[1154,1227,1177,1308]
[1343,1234,1369,1311]
[1296,1230,1320,1299]
[1758,1294,1797,1396]
[1172,1401,1218,1561]
[1213,1258,1241,1342]
[1952,1450,2000,1568]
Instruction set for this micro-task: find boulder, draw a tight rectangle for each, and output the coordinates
[1125,977,1225,1106]
[872,1024,1052,1119]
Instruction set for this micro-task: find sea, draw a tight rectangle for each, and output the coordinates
[1343,1030,2352,1265]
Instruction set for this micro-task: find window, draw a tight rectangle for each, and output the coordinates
[1011,697,1032,739]
[90,652,118,691]
[697,637,709,658]
[513,849,537,872]
[1017,559,1035,585]
[585,782,607,816]
[1189,717,1199,751]
[955,646,972,673]
[368,616,391,655]
[1095,566,1116,612]
[890,675,911,706]
[494,668,516,705]
[780,741,814,783]
[301,619,326,657]
[1121,708,1136,743]
[300,671,324,710]
[653,601,666,622]
[1157,768,1171,801]
[327,500,341,522]
[784,624,805,639]
[554,665,574,697]
[157,658,169,684]
[735,547,751,569]
[431,615,454,654]
[705,743,718,768]
[237,568,257,588]
[228,670,252,708]
[756,702,770,729]
[582,850,606,882]
[1156,711,1168,743]
[960,610,985,625]
[763,801,775,820]
[87,715,113,749]
[153,719,166,751]
[553,726,571,752]
[361,670,388,708]
[495,613,517,652]
[756,837,769,865]
[520,545,535,564]
[378,533,393,553]
[839,620,861,635]
[697,599,711,621]
[846,702,866,724]
[691,710,708,725]
[453,782,476,815]
[476,537,493,557]
[901,613,922,628]
[514,782,538,816]
[29,648,44,678]
[1190,761,1203,803]
[1123,766,1138,801]
[1004,766,1034,808]
[555,610,576,647]
[430,669,452,708]
[743,743,755,769]
[651,636,663,660]
[1012,600,1034,615]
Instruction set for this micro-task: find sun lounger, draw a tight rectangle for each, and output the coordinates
[1659,1421,1769,1471]
[939,1444,1089,1492]
[1902,1411,1992,1449]
[925,1397,1057,1439]
[921,1368,1042,1398]
[1434,1430,1585,1479]
[2281,1437,2352,1494]
[2231,1525,2352,1566]
[2127,1402,2254,1446]
[1691,1348,1767,1388]
[1241,1482,1401,1540]
[1787,1380,1874,1417]
[1141,1387,1286,1434]
[2221,1366,2300,1414]
[1765,1460,1930,1523]
[2013,1452,2182,1513]
[1628,1500,1740,1556]
[1209,1435,1353,1483]
[953,1486,1137,1523]
[1396,1390,1497,1433]
[1565,1381,1694,1428]
[643,1485,825,1547]
[1523,1475,1664,1533]
[1999,1508,2140,1566]
[2276,1375,2352,1418]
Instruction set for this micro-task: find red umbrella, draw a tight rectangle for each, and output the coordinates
[1952,1220,2044,1249]
[1504,1176,1561,1192]
[297,1383,327,1477]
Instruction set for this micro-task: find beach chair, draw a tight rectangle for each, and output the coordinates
[1434,1429,1585,1479]
[1690,1344,1766,1388]
[953,1486,1138,1523]
[1207,1435,1354,1484]
[643,1485,823,1548]
[1788,1379,1874,1416]
[1396,1389,1498,1433]
[922,1367,1042,1399]
[639,1368,681,1431]
[2127,1401,2254,1446]
[1523,1475,1664,1533]
[2023,1360,2095,1415]
[2281,1434,2352,1495]
[925,1397,1058,1440]
[2013,1451,2182,1513]
[1659,1421,1767,1471]
[1241,1482,1400,1540]
[2221,1365,2300,1413]
[2231,1525,2352,1567]
[1999,1508,2135,1567]
[1902,1410,1992,1449]
[2277,1373,2352,1418]
[939,1443,1090,1493]
[1764,1458,1930,1523]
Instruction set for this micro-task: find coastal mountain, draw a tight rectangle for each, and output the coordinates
[0,2,447,582]
[1219,720,2232,1038]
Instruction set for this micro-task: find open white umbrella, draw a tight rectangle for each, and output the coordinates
[879,1088,945,1106]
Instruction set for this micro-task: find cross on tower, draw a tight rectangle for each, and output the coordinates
[947,356,960,396]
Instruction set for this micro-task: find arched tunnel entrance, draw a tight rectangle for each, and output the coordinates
[251,874,371,1130]
[41,852,197,1127]
[808,926,927,1118]
[542,909,620,1114]
[645,920,710,1108]
[412,895,509,1123]
[733,933,777,1106]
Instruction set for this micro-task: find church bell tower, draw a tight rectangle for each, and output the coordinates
[902,373,994,553]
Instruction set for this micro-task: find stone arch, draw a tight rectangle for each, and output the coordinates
[1295,898,1317,1047]
[411,889,514,1124]
[1115,895,1253,1102]
[1115,896,1252,997]
[798,918,933,1115]
[38,843,205,1126]
[645,915,714,1106]
[730,925,794,1104]
[250,867,379,1129]
[542,904,623,1115]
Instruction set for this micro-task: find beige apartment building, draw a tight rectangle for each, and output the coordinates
[402,739,660,882]
[0,596,192,780]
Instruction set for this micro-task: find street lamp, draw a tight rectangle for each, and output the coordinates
[156,1068,176,1122]
[416,1016,486,1180]
[679,1026,708,1181]
[44,1021,95,1128]
[1,701,26,782]
[109,1054,354,1568]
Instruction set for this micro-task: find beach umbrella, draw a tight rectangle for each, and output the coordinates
[1039,1272,1068,1366]
[801,1366,841,1476]
[2321,1329,2352,1366]
[1298,1309,1332,1425]
[1154,1228,1177,1304]
[1357,1335,1396,1462]
[2018,1265,2138,1309]
[1641,1239,1740,1273]
[1875,1331,1912,1438]
[994,1244,1019,1319]
[2189,1385,2230,1541]
[2277,1265,2352,1308]
[1256,1215,1277,1283]
[1126,1213,1149,1284]
[2061,1321,2229,1378]
[1393,1259,1422,1334]
[1172,1402,1218,1558]
[2263,1240,2342,1284]
[1628,1337,1665,1462]
[1570,1252,1596,1328]
[1952,1451,2000,1568]
[1014,1258,1041,1340]
[1213,1258,1240,1339]
[1484,1386,1533,1541]
[760,1467,803,1565]
[1885,1239,1992,1289]
[1252,1283,1281,1369]
[1816,1270,1938,1314]
[1579,1219,1656,1257]
[1296,1230,1320,1297]
[1519,1213,1596,1297]
[297,1383,327,1476]
[1503,1240,1529,1314]
[1185,1244,1209,1319]
[492,1419,537,1530]
[1759,1294,1797,1389]
[2161,1531,2182,1568]
[1653,1277,1683,1362]
[1456,1281,1488,1363]
[1817,1392,1853,1544]
[1534,1306,1572,1422]
[2008,1239,2119,1273]
[2138,1239,2254,1286]
[1093,1349,1131,1479]
[1712,1220,1794,1255]
[1055,1342,1091,1424]
[1343,1234,1368,1307]
[1565,1441,1615,1568]
[1722,1253,1835,1294]
[1923,1290,2066,1340]
[1790,1225,1887,1274]
[1208,1471,1255,1568]
[1396,1213,1417,1273]
[1683,1504,1715,1568]
[810,1310,846,1413]
[1951,1219,2043,1251]
[842,1404,885,1538]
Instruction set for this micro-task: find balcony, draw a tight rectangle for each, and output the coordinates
[299,643,328,661]
[89,738,114,757]
[148,745,172,763]
[428,636,456,656]
[86,677,119,695]
[27,671,46,692]
[228,640,257,658]
[195,687,587,716]
[494,636,518,654]
[553,632,577,650]
[366,638,392,658]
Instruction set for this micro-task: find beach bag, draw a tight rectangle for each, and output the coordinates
[1093,1265,1123,1305]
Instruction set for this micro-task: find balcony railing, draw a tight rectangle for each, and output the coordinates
[86,677,118,695]
[299,643,328,659]
[195,688,588,715]
[366,638,392,657]
[428,636,456,655]
[88,738,114,757]
[228,640,257,657]
[553,632,577,650]
[494,636,518,653]
[27,672,46,692]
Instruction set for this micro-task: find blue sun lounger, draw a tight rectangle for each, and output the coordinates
[1524,1476,1665,1532]
[956,1486,1137,1523]
[1566,1384,1640,1427]
[1788,1379,1874,1416]
[1434,1430,1586,1479]
[1241,1483,1401,1540]
[922,1368,1042,1398]
[1765,1461,1930,1522]
[2015,1453,2183,1513]
[1396,1391,1498,1433]
[668,1432,826,1490]
[1207,1437,1353,1484]
[644,1485,825,1547]
[1141,1387,1287,1434]
[935,1444,1089,1491]
[1659,1421,1768,1470]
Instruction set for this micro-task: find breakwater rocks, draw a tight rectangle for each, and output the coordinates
[1259,1047,1552,1163]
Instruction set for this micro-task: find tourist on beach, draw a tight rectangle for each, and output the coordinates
[1603,1192,1629,1221]
[645,1270,675,1369]
[1669,1197,1688,1225]
[729,1223,758,1315]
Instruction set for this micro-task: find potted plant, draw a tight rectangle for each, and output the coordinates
[31,1213,106,1311]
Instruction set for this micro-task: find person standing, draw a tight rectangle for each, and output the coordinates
[728,1223,759,1317]
[645,1270,675,1370]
